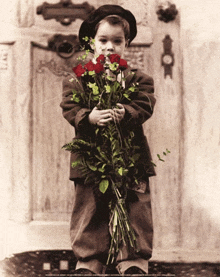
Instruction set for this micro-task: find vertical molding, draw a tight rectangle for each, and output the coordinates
[10,39,32,222]
[0,45,9,69]
[17,0,35,27]
[0,43,14,226]
[146,0,183,256]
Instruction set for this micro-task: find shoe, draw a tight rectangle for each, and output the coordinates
[105,264,118,275]
[73,268,96,275]
[124,266,146,275]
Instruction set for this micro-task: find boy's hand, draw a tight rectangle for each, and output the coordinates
[112,103,125,122]
[89,107,113,126]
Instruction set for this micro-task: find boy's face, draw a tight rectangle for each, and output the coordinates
[93,21,128,57]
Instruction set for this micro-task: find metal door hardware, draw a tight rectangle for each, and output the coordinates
[161,34,174,78]
[32,34,80,59]
[156,1,178,23]
[37,0,95,26]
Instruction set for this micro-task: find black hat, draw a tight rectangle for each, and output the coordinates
[79,5,137,46]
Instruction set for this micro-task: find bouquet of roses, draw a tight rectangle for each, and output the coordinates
[63,52,144,264]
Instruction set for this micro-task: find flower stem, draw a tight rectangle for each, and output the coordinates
[107,181,139,265]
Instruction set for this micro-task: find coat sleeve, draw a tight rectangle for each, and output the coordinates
[122,69,156,126]
[60,77,92,134]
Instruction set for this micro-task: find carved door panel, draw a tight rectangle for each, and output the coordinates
[32,48,78,221]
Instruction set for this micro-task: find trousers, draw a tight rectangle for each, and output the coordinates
[70,181,153,274]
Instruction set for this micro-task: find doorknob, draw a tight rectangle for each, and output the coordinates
[156,1,178,23]
[48,34,80,58]
[32,34,80,59]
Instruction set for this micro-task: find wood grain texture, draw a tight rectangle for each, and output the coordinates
[145,0,183,255]
[181,39,220,255]
[9,39,33,222]
[17,0,34,27]
[32,48,75,221]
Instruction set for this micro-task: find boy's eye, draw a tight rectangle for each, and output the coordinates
[99,39,107,43]
[114,39,122,44]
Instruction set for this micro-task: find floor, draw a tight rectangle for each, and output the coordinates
[0,250,220,277]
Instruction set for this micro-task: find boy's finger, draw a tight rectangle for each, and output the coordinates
[114,107,124,113]
[113,109,124,117]
[101,117,112,123]
[116,103,124,109]
[99,109,112,114]
[98,117,112,125]
[102,112,112,119]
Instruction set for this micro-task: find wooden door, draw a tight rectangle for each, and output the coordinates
[31,45,155,221]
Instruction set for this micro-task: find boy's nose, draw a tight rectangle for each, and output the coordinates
[106,41,114,52]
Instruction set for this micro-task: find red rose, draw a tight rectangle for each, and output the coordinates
[109,54,121,64]
[94,62,104,74]
[119,59,128,71]
[72,64,86,77]
[84,61,95,71]
[96,54,105,64]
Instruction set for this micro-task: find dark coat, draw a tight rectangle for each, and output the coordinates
[60,67,156,181]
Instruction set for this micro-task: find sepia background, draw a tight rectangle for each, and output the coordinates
[0,0,220,266]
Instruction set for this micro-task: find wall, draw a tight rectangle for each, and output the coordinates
[177,0,220,261]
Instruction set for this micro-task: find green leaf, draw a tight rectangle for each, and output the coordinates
[117,157,124,164]
[109,62,118,72]
[96,146,108,161]
[106,75,115,81]
[90,38,95,45]
[88,70,95,76]
[112,81,121,91]
[71,161,81,168]
[98,164,106,173]
[128,86,135,92]
[123,93,131,100]
[132,153,141,162]
[71,94,80,103]
[87,163,97,171]
[157,154,165,162]
[104,85,111,93]
[118,167,123,176]
[93,96,100,101]
[118,167,128,176]
[99,179,109,194]
[130,131,134,138]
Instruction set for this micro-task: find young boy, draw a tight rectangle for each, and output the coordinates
[60,5,156,276]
